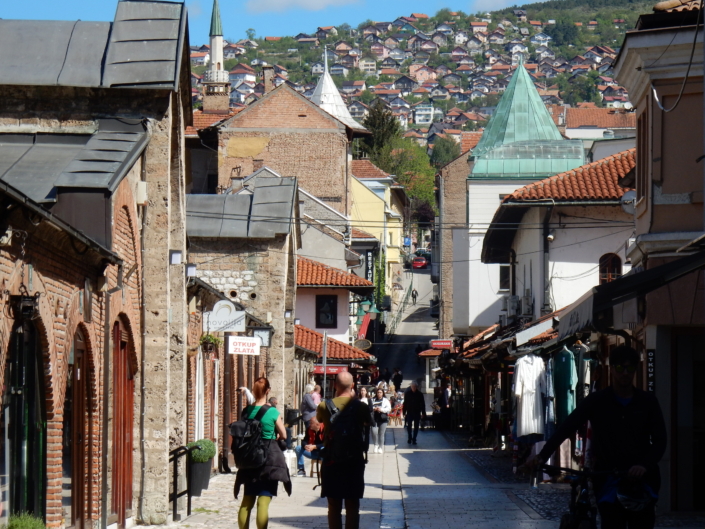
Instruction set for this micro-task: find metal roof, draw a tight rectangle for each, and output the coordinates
[310,56,368,134]
[186,177,296,239]
[0,1,187,91]
[472,63,564,158]
[0,119,147,203]
[210,0,223,37]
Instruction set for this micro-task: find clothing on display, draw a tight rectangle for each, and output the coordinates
[544,357,556,439]
[513,353,546,437]
[554,346,578,425]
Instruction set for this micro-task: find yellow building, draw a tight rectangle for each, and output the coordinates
[350,160,408,309]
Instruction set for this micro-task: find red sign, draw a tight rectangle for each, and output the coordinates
[429,339,453,350]
[314,365,349,375]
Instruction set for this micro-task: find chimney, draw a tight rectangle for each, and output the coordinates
[263,65,275,94]
[253,159,264,171]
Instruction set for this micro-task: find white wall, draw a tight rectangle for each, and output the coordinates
[565,127,636,140]
[296,288,350,343]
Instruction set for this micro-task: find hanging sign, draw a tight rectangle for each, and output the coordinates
[228,336,261,356]
[203,300,246,332]
[404,237,411,247]
[313,364,348,375]
[646,349,656,392]
[429,339,453,350]
[366,250,374,282]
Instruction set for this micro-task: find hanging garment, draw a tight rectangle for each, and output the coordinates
[554,346,578,425]
[513,354,546,437]
[544,357,556,438]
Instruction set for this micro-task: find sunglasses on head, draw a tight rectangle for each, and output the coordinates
[613,364,637,374]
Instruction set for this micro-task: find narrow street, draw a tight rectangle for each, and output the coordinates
[178,269,554,529]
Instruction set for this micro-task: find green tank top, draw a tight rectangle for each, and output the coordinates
[245,405,280,440]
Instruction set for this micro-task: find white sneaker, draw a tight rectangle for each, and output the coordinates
[378,446,384,454]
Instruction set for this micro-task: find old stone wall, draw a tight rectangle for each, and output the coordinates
[438,153,469,340]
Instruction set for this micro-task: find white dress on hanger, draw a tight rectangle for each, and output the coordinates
[514,354,546,437]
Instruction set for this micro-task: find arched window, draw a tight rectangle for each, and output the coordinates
[599,253,622,284]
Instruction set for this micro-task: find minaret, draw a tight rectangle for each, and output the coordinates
[202,0,230,113]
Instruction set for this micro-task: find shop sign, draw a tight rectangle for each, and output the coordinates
[313,365,348,375]
[228,336,261,356]
[404,237,411,247]
[646,349,655,392]
[366,251,374,282]
[429,339,453,350]
[203,300,246,332]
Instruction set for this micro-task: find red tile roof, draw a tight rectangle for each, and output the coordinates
[507,148,635,202]
[295,325,375,362]
[418,349,442,357]
[410,13,429,19]
[351,228,377,240]
[461,131,483,153]
[351,159,391,179]
[654,0,701,12]
[297,257,374,288]
[566,108,636,129]
[185,109,240,136]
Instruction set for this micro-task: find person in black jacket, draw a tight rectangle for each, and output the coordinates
[527,345,667,529]
[403,381,426,444]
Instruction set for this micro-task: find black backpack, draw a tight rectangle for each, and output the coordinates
[229,405,272,470]
[324,399,368,465]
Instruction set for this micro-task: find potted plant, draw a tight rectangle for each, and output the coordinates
[187,439,216,496]
[199,334,223,354]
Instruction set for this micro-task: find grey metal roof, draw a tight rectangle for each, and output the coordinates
[0,1,187,90]
[0,119,147,203]
[186,177,296,239]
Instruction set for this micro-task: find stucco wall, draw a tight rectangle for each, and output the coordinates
[295,288,351,342]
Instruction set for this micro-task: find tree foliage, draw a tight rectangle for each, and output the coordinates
[430,136,461,169]
[360,101,402,158]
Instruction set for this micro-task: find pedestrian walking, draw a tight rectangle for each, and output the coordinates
[317,372,370,529]
[301,384,318,429]
[370,388,391,453]
[403,381,426,445]
[411,288,418,305]
[392,368,403,390]
[526,346,667,528]
[234,377,292,529]
[439,382,451,430]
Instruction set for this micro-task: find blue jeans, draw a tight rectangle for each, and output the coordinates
[295,445,320,468]
[406,413,420,441]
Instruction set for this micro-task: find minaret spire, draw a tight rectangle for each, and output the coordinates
[210,0,223,37]
[324,44,329,73]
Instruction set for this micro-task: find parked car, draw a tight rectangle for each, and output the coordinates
[412,257,428,269]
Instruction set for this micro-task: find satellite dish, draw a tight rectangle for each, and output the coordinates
[620,190,637,215]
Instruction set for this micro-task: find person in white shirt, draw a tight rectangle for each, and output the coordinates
[370,388,391,453]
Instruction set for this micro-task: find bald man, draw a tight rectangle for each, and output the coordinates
[317,372,370,529]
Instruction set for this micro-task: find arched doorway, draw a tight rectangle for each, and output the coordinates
[1,319,47,522]
[62,329,91,529]
[111,321,134,528]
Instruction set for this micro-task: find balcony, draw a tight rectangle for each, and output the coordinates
[203,70,229,84]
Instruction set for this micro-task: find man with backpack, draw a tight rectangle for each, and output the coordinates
[317,372,370,529]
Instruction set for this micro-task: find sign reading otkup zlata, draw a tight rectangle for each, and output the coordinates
[228,336,261,356]
[203,300,246,333]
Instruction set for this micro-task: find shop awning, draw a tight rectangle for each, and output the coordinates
[313,365,349,375]
[558,250,705,340]
[357,312,371,340]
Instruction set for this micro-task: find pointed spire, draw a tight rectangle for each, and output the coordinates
[472,63,562,157]
[210,0,223,37]
[324,44,329,73]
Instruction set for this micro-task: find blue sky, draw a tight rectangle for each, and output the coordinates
[1,0,509,46]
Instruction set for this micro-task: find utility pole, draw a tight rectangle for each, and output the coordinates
[322,331,328,399]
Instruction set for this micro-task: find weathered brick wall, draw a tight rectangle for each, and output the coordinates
[218,87,350,214]
[438,153,469,340]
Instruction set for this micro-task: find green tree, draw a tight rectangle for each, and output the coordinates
[430,136,461,168]
[246,28,256,40]
[360,101,402,157]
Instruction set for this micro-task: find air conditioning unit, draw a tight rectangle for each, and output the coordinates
[521,295,533,316]
[507,295,520,317]
[499,314,508,327]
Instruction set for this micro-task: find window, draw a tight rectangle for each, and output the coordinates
[499,265,511,291]
[599,253,622,284]
[315,295,338,329]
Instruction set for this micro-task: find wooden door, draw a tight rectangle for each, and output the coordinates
[63,330,90,529]
[111,323,134,527]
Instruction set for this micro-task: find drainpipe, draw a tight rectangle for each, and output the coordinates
[509,249,517,297]
[542,205,554,314]
[100,292,111,529]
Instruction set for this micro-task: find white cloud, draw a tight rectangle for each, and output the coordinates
[188,0,203,19]
[245,0,360,14]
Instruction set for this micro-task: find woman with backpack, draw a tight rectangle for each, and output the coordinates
[370,388,391,453]
[234,377,291,529]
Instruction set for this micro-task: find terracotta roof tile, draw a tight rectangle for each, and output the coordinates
[351,159,391,179]
[295,325,375,361]
[351,228,377,239]
[418,349,442,357]
[185,109,240,136]
[461,131,484,153]
[297,257,373,288]
[566,108,636,129]
[507,148,636,202]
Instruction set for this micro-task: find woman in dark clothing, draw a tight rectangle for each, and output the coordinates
[235,377,291,529]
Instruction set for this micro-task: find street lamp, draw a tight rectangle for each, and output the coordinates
[368,304,381,320]
[360,299,372,312]
[355,306,366,325]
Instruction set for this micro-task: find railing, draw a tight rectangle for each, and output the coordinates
[386,282,413,341]
[203,70,230,83]
[169,444,201,521]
